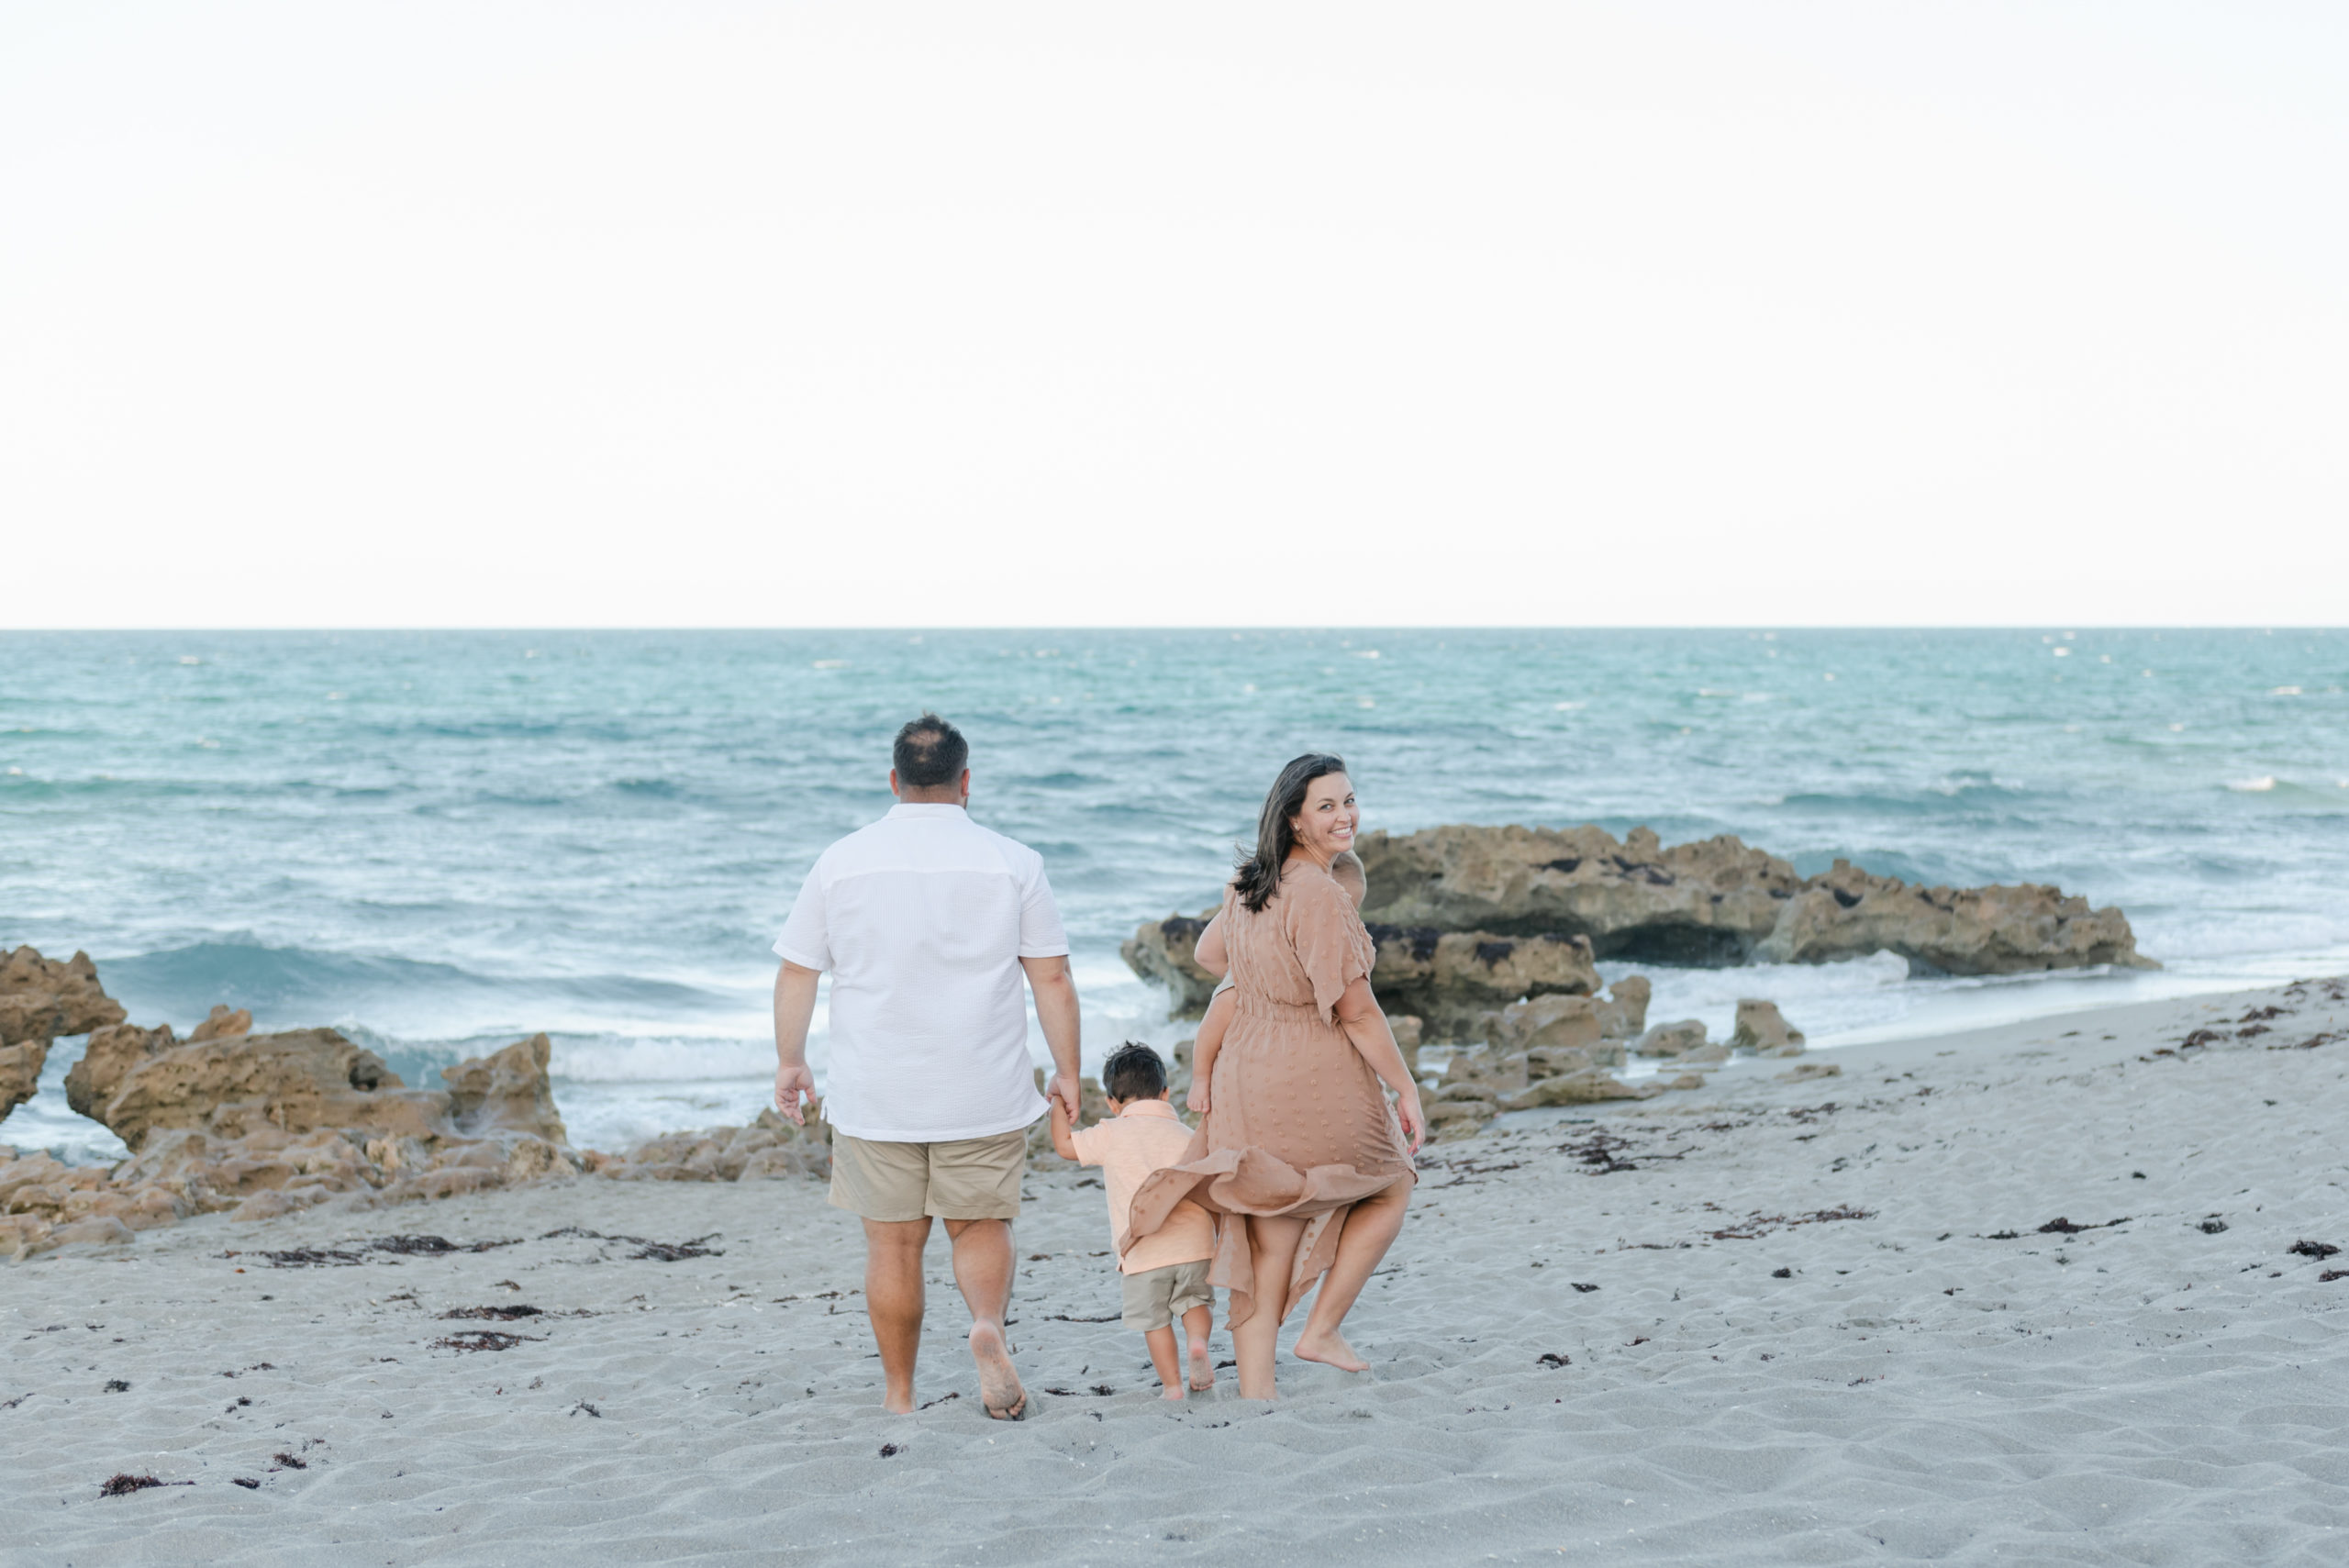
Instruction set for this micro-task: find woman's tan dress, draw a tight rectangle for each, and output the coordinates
[1128,858,1414,1329]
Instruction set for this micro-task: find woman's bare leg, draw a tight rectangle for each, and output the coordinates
[1233,1214,1307,1399]
[1293,1183,1409,1373]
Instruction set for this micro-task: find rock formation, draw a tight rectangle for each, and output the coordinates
[1353,826,2153,975]
[591,1107,831,1183]
[1731,1000,1805,1057]
[1120,912,1603,1031]
[5,1018,596,1256]
[0,947,128,1121]
[1752,860,2150,974]
[1364,928,1599,1035]
[1121,913,1220,1018]
[1634,1019,1712,1059]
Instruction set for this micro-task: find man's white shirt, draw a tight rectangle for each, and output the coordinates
[774,803,1068,1141]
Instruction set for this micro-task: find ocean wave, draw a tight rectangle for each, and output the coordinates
[101,940,751,1040]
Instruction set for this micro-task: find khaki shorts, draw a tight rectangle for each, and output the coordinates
[1119,1259,1213,1332]
[827,1127,1029,1223]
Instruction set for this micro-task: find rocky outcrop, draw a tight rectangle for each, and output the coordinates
[1731,1000,1805,1057]
[6,1025,593,1256]
[0,947,128,1122]
[593,1107,830,1183]
[1635,1019,1712,1059]
[1121,910,1604,1033]
[1365,928,1599,1035]
[1121,913,1220,1018]
[1356,825,1799,965]
[1354,826,2153,974]
[1753,861,2152,974]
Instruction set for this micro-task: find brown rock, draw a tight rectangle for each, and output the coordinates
[1754,861,2155,975]
[0,1040,47,1125]
[1357,825,1800,964]
[187,1005,252,1043]
[1490,995,1601,1053]
[1366,928,1598,1036]
[1,947,128,1121]
[441,1033,569,1145]
[1731,1000,1806,1057]
[81,1026,442,1150]
[1356,826,2152,975]
[1120,911,1220,1018]
[1498,1072,1661,1110]
[43,1215,134,1248]
[1635,1019,1711,1059]
[1594,976,1652,1040]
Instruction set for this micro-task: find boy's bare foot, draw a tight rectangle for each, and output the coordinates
[969,1321,1027,1420]
[1292,1326,1369,1373]
[1186,1339,1215,1391]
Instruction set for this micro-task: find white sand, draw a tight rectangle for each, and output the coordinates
[6,978,2347,1566]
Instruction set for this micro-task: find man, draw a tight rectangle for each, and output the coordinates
[770,714,1082,1418]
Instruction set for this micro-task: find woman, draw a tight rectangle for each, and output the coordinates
[1129,753,1424,1399]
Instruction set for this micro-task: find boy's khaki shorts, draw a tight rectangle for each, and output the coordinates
[827,1127,1029,1223]
[1119,1259,1213,1331]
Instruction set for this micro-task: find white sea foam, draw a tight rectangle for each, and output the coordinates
[2227,775,2277,793]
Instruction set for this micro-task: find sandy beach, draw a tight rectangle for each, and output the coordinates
[6,975,2346,1566]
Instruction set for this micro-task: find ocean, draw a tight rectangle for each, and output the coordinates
[4,628,2343,1164]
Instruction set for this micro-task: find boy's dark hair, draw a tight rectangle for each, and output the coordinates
[1101,1041,1167,1103]
[892,713,968,788]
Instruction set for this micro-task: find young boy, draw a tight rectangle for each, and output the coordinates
[1186,849,1366,1118]
[1051,1041,1219,1399]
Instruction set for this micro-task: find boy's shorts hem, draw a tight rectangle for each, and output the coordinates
[828,1128,1028,1223]
[1119,1259,1213,1331]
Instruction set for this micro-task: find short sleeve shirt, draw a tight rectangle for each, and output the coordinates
[774,803,1069,1141]
[1068,1101,1217,1273]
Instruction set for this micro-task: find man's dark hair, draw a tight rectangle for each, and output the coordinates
[1100,1042,1167,1103]
[892,713,969,788]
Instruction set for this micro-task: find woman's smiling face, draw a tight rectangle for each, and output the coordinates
[1288,771,1358,862]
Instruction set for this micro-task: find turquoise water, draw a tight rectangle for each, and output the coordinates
[4,628,2343,1162]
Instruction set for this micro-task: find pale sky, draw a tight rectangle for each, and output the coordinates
[5,3,2343,628]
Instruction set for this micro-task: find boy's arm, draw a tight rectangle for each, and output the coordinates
[1050,1094,1081,1162]
[1186,986,1236,1115]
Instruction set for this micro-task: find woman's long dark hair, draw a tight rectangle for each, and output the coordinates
[1232,752,1349,913]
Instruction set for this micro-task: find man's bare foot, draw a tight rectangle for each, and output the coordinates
[1186,1340,1215,1391]
[969,1320,1027,1420]
[882,1387,915,1415]
[1292,1326,1369,1373]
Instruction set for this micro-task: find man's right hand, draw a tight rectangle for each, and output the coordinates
[1047,1069,1083,1125]
[774,1062,817,1124]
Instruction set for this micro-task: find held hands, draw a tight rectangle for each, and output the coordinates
[772,1062,817,1125]
[1047,1069,1084,1125]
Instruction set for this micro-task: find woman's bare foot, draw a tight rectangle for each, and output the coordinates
[1186,1339,1215,1391]
[969,1320,1027,1420]
[1292,1326,1369,1373]
[1158,1384,1186,1401]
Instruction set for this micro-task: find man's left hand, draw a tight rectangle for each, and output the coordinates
[1047,1070,1083,1124]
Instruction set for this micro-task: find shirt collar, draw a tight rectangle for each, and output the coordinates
[885,802,968,819]
[1116,1099,1181,1120]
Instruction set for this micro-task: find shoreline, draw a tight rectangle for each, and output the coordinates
[6,975,2345,1563]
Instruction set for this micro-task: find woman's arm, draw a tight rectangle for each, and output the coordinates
[1186,986,1236,1115]
[1193,913,1228,978]
[1332,976,1424,1152]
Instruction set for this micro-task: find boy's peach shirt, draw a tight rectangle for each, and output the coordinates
[1067,1100,1216,1274]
